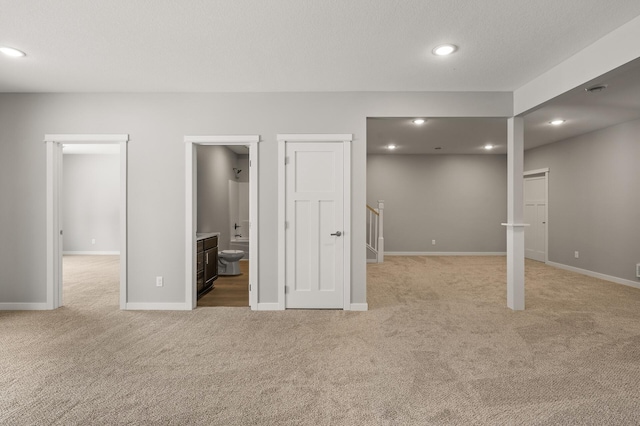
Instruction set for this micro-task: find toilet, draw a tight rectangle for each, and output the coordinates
[218,250,244,276]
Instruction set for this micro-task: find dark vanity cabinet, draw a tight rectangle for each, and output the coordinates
[197,235,218,298]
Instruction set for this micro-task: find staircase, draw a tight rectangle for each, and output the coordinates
[366,200,384,263]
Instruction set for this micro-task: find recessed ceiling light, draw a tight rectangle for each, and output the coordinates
[387,144,397,150]
[412,118,425,125]
[0,46,26,57]
[432,44,457,56]
[484,144,494,150]
[549,119,565,126]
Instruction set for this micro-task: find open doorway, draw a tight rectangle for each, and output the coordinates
[45,134,128,310]
[184,136,259,310]
[62,144,121,307]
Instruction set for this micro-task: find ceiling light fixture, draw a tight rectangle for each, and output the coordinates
[412,118,425,125]
[484,144,494,150]
[387,144,397,150]
[549,119,565,126]
[432,44,458,56]
[0,46,26,57]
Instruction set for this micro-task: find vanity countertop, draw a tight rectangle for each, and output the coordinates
[196,232,220,241]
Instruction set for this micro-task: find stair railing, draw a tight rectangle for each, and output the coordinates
[366,200,384,263]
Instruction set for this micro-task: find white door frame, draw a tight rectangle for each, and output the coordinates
[277,134,352,310]
[184,135,260,310]
[45,134,129,310]
[524,168,549,263]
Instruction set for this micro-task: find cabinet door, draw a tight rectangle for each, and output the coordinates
[205,247,216,285]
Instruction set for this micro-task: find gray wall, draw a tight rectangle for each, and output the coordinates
[196,145,239,251]
[63,154,120,252]
[524,118,640,283]
[0,91,512,306]
[367,154,507,253]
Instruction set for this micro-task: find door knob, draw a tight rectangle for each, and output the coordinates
[331,231,342,237]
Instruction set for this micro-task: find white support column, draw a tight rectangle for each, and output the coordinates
[503,117,526,311]
[377,200,384,263]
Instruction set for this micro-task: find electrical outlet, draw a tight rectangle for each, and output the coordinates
[156,276,163,287]
[636,263,640,278]
[574,251,579,259]
[91,238,96,245]
[432,240,436,245]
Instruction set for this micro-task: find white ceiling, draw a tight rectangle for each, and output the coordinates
[368,57,640,154]
[367,117,508,154]
[3,1,640,154]
[2,0,640,92]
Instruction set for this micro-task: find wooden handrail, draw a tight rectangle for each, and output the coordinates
[366,204,379,216]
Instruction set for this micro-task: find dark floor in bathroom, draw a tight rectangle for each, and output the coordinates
[198,260,249,307]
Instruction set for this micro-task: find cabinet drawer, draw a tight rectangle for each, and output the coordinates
[197,251,204,272]
[204,235,218,250]
[197,270,204,292]
[197,240,204,253]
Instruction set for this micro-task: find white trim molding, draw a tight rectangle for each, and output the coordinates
[524,168,549,176]
[350,303,369,311]
[185,135,260,144]
[63,251,120,255]
[45,134,128,310]
[386,252,507,256]
[276,134,353,143]
[125,303,192,311]
[277,133,353,310]
[547,262,640,290]
[0,303,50,311]
[256,303,281,311]
[184,135,260,310]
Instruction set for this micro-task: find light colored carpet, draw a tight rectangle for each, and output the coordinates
[2,255,640,425]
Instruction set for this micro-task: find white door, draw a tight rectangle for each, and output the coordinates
[524,176,547,262]
[285,142,344,308]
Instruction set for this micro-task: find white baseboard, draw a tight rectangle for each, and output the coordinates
[349,303,369,311]
[546,261,640,290]
[0,302,50,310]
[256,303,282,311]
[125,302,191,311]
[63,251,120,255]
[386,251,506,256]
[366,259,379,263]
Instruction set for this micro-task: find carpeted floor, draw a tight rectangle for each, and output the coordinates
[2,255,640,425]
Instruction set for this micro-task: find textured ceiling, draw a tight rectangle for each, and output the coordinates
[2,0,640,92]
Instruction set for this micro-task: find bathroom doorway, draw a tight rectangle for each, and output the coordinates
[184,135,259,310]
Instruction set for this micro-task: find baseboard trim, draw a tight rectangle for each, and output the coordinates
[386,251,507,256]
[125,302,191,311]
[366,259,378,263]
[546,262,640,290]
[256,303,281,311]
[63,251,120,255]
[350,303,368,311]
[0,302,50,310]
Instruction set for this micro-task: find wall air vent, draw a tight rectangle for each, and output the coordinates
[585,84,608,94]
